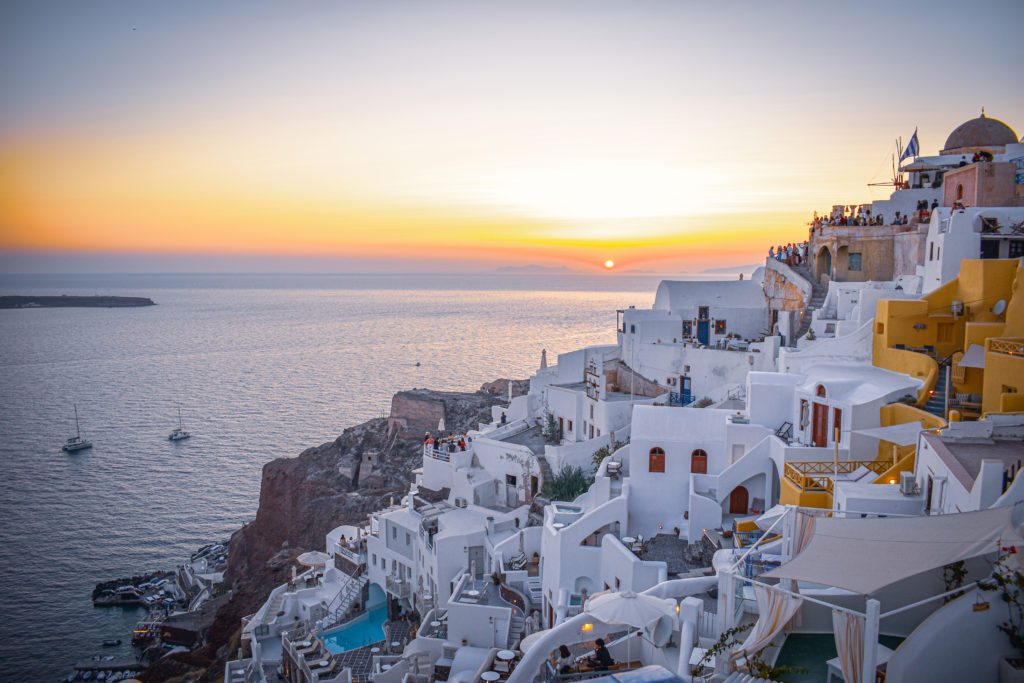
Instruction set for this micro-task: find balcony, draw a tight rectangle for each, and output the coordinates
[988,338,1024,357]
[386,575,410,600]
[783,460,892,498]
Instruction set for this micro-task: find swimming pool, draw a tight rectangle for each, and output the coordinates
[554,504,582,514]
[322,585,387,654]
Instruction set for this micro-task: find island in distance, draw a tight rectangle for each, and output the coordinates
[0,295,156,308]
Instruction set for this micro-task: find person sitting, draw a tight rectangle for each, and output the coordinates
[556,645,575,674]
[586,638,614,671]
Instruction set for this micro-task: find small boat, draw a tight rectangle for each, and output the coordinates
[62,405,93,452]
[168,404,191,441]
[102,639,121,647]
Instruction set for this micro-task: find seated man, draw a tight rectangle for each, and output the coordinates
[585,638,615,671]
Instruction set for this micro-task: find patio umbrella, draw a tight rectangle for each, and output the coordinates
[438,416,445,432]
[584,590,677,666]
[297,551,331,567]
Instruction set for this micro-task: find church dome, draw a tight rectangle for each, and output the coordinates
[942,113,1018,153]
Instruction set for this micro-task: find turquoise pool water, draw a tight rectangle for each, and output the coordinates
[322,584,388,654]
[322,605,387,653]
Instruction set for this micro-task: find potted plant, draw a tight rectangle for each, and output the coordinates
[533,552,540,565]
[980,546,1024,682]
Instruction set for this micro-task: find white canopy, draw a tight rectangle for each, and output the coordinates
[852,420,925,446]
[584,590,677,629]
[764,506,1021,594]
[959,343,986,369]
[755,504,789,530]
[518,628,552,653]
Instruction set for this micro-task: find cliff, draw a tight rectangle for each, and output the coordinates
[187,380,527,680]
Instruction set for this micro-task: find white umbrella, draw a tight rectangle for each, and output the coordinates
[584,590,677,666]
[297,551,331,567]
[755,504,789,531]
[438,416,446,432]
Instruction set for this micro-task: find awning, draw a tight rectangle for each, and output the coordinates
[852,420,925,446]
[959,343,986,369]
[764,506,1020,594]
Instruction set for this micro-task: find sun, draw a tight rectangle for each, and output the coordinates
[604,260,615,269]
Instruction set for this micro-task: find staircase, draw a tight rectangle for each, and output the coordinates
[923,364,949,417]
[526,577,543,606]
[509,610,526,645]
[536,454,553,492]
[261,590,286,626]
[324,573,368,629]
[792,264,828,344]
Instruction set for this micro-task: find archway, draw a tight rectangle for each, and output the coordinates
[816,247,832,280]
[729,486,749,514]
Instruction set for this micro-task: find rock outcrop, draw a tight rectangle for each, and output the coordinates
[195,382,518,679]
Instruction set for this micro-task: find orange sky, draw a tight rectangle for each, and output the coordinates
[2,1,1022,273]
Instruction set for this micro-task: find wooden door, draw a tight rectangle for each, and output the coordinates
[729,486,749,514]
[812,403,828,447]
[691,450,708,474]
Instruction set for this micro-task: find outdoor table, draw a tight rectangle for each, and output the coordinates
[497,650,516,661]
[371,647,381,654]
[621,536,636,544]
[318,660,329,668]
[430,621,441,627]
[553,522,565,530]
[481,672,501,681]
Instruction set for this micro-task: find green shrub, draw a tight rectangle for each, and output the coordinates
[592,440,626,468]
[542,466,591,501]
[542,412,562,444]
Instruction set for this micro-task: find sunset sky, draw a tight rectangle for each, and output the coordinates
[1,0,1022,273]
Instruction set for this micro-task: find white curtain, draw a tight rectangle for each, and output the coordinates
[792,509,824,557]
[832,610,865,683]
[731,584,803,663]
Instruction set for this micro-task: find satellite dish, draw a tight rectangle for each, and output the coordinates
[993,300,1007,315]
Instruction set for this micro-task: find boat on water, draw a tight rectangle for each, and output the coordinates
[62,405,93,452]
[168,404,190,441]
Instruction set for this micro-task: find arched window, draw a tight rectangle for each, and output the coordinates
[691,449,708,474]
[816,385,826,398]
[648,447,665,473]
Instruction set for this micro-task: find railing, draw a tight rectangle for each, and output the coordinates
[784,460,892,493]
[989,338,1024,357]
[386,575,411,599]
[424,444,450,462]
[335,543,364,565]
[696,609,718,639]
[668,392,694,407]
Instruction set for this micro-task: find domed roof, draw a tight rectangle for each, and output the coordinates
[943,112,1018,152]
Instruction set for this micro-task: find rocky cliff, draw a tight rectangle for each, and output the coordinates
[183,381,526,681]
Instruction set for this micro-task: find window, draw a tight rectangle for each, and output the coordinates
[698,306,710,320]
[800,399,809,429]
[568,420,573,431]
[929,243,934,261]
[714,319,726,334]
[406,532,411,545]
[849,252,862,271]
[372,554,377,565]
[648,447,665,473]
[682,320,692,336]
[630,324,635,333]
[937,247,940,260]
[876,322,884,334]
[956,184,964,200]
[817,385,826,398]
[392,526,397,539]
[506,474,517,486]
[691,449,708,474]
[1011,241,1024,258]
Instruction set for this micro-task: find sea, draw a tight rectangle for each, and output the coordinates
[0,271,684,682]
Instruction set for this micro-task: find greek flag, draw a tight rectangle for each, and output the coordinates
[900,129,919,162]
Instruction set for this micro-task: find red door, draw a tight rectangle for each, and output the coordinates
[691,451,708,474]
[729,486,749,514]
[812,403,828,447]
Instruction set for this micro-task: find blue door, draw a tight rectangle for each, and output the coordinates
[697,321,710,345]
[680,376,692,406]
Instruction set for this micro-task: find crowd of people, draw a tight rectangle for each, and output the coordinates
[424,432,471,453]
[768,241,809,266]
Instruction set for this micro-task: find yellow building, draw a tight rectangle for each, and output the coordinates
[872,259,1023,415]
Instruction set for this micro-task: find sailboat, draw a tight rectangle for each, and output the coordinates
[62,405,93,452]
[168,404,191,441]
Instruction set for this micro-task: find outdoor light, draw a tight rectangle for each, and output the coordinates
[581,623,593,632]
[889,479,896,484]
